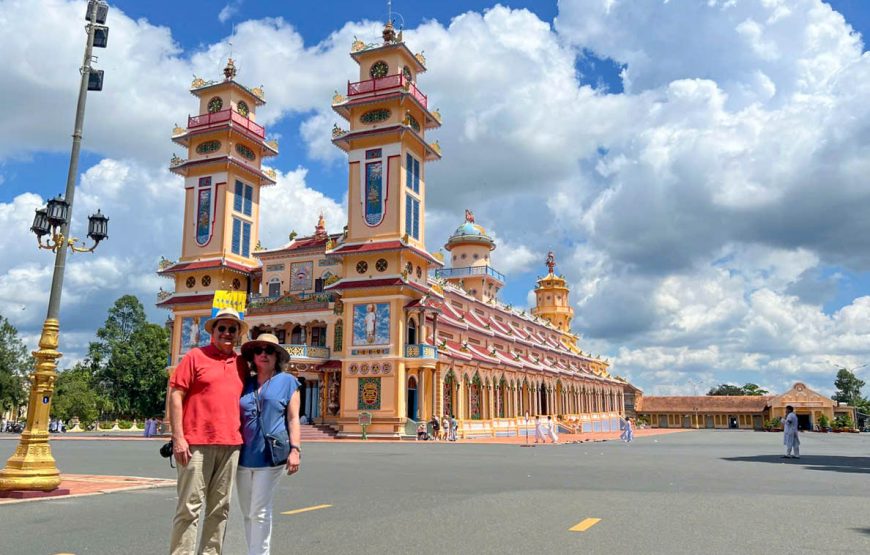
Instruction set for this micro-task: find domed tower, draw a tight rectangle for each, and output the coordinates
[436,209,504,302]
[532,251,573,332]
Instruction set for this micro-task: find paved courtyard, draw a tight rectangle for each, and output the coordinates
[0,430,868,554]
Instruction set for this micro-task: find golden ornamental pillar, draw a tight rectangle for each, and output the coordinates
[0,319,63,491]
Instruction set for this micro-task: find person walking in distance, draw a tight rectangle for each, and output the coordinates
[168,308,248,555]
[547,415,559,444]
[782,405,800,459]
[534,415,545,444]
[236,333,301,555]
[622,417,634,443]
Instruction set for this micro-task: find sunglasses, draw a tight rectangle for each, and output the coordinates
[253,346,277,356]
[216,325,238,334]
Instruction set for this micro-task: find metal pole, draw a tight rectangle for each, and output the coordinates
[47,3,98,320]
[0,3,99,493]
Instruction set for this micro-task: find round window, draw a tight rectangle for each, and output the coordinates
[375,258,388,272]
[402,65,413,82]
[235,143,256,161]
[405,262,413,274]
[196,140,221,154]
[356,261,368,274]
[186,277,195,288]
[232,278,241,290]
[237,100,249,117]
[370,61,389,79]
[416,266,422,279]
[201,275,211,286]
[207,97,223,113]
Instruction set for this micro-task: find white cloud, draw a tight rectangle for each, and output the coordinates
[218,2,241,24]
[3,0,870,399]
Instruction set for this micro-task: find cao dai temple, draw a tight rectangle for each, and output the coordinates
[157,22,632,438]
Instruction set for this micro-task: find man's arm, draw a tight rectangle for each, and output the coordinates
[169,387,192,466]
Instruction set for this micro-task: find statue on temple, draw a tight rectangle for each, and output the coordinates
[465,209,475,223]
[314,212,327,239]
[546,251,556,274]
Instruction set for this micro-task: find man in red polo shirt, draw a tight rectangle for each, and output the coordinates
[168,308,248,555]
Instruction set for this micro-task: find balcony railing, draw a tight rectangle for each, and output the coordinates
[281,344,330,360]
[188,109,265,139]
[433,265,506,283]
[405,343,438,359]
[347,74,427,109]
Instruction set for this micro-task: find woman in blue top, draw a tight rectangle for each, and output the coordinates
[237,333,301,555]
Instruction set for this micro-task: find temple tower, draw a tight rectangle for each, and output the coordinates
[437,209,504,303]
[158,59,278,365]
[328,22,443,436]
[532,251,574,332]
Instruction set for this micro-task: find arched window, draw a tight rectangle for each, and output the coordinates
[268,278,281,298]
[290,325,304,344]
[407,318,418,345]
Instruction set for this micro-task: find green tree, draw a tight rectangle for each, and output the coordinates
[832,368,867,408]
[707,384,745,396]
[89,296,170,419]
[708,383,769,396]
[0,314,32,417]
[741,383,769,396]
[53,362,102,423]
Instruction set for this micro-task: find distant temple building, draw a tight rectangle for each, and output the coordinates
[637,382,857,430]
[158,22,634,438]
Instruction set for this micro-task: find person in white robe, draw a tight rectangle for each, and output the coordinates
[546,415,559,444]
[782,405,800,459]
[534,415,545,443]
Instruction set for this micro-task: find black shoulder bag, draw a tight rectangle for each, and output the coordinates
[254,383,291,467]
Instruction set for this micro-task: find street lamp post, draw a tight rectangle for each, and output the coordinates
[0,0,111,493]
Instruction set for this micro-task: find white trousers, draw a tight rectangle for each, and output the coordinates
[236,465,285,555]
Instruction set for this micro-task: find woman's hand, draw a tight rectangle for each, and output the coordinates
[286,449,301,475]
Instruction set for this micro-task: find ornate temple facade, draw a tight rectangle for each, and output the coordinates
[159,23,632,438]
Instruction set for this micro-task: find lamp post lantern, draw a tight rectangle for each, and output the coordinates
[0,0,111,493]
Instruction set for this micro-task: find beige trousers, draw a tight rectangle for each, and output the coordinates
[170,445,240,555]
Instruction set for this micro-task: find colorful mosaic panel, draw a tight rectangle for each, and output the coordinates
[364,161,384,225]
[358,377,381,410]
[290,261,313,291]
[470,382,481,420]
[443,375,454,417]
[353,303,390,346]
[195,177,212,246]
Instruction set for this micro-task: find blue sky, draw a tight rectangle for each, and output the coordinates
[3,0,870,396]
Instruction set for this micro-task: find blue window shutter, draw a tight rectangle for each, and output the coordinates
[413,199,420,239]
[234,181,243,212]
[242,222,251,257]
[413,158,420,193]
[405,195,413,236]
[232,218,241,254]
[243,184,253,216]
[406,154,412,190]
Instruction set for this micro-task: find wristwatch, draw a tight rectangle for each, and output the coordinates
[290,445,302,454]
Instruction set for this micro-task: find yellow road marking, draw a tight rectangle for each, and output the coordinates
[569,518,601,532]
[281,504,332,516]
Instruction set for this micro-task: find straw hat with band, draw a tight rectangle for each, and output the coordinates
[203,307,249,337]
[241,333,289,365]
